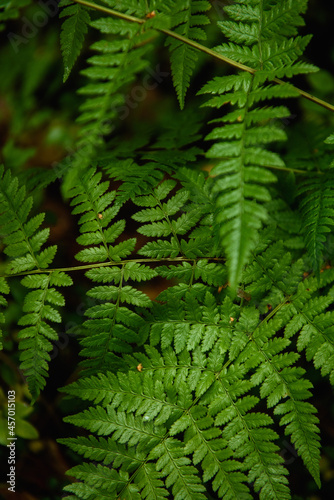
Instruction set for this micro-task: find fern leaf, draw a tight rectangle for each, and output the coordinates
[200,0,314,289]
[68,20,154,175]
[68,167,159,374]
[133,173,211,259]
[298,173,334,276]
[133,463,169,499]
[69,167,121,263]
[243,239,304,312]
[58,434,145,467]
[17,271,72,402]
[285,269,334,386]
[212,361,290,499]
[0,166,56,274]
[149,437,206,499]
[260,0,307,38]
[139,239,180,258]
[60,286,293,498]
[105,160,169,204]
[243,237,334,391]
[59,0,91,82]
[63,462,133,497]
[64,405,165,447]
[0,166,73,401]
[248,313,321,486]
[164,0,211,108]
[146,295,286,499]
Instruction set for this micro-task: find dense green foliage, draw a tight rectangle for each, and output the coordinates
[1,0,334,498]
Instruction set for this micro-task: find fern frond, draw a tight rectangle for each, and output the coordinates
[4,1,333,497]
[163,0,211,108]
[175,167,213,212]
[243,238,305,312]
[298,173,334,276]
[132,171,213,260]
[182,405,252,500]
[18,271,72,402]
[219,0,315,78]
[61,283,297,498]
[79,269,151,374]
[284,269,334,386]
[243,236,334,390]
[0,166,73,400]
[200,72,285,290]
[60,0,91,82]
[212,381,290,500]
[220,237,324,483]
[147,292,290,499]
[281,127,334,273]
[246,311,321,486]
[77,23,142,142]
[149,437,207,500]
[158,259,226,288]
[69,166,124,263]
[58,434,144,467]
[64,404,166,449]
[0,165,56,274]
[103,159,170,204]
[68,167,155,374]
[60,435,168,498]
[259,0,307,38]
[65,16,154,180]
[200,0,315,289]
[265,197,304,250]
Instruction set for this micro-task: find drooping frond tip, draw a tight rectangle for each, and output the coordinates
[200,0,316,289]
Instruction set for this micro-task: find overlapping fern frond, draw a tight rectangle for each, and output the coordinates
[284,268,334,386]
[243,237,334,389]
[100,107,204,177]
[298,173,334,275]
[59,1,156,181]
[133,175,209,259]
[60,0,91,82]
[275,126,334,275]
[59,260,328,498]
[0,166,72,402]
[162,0,211,108]
[200,0,318,289]
[226,238,324,486]
[102,126,213,258]
[75,21,151,161]
[68,167,155,375]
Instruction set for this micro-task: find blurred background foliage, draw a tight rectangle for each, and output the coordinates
[0,0,334,498]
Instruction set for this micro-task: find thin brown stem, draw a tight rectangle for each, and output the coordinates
[0,257,225,279]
